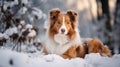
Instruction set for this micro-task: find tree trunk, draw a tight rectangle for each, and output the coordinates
[113,0,120,54]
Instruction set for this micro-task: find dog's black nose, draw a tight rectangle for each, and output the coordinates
[61,29,65,33]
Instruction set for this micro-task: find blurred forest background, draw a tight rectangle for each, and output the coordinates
[0,0,120,54]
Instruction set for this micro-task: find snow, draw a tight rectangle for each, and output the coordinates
[4,27,18,36]
[3,2,9,10]
[28,15,34,23]
[32,7,43,19]
[26,24,33,29]
[28,30,36,37]
[18,20,26,29]
[35,39,41,43]
[20,20,25,25]
[21,0,29,5]
[18,7,28,15]
[3,34,9,39]
[18,25,22,30]
[13,0,19,5]
[85,53,120,67]
[0,33,4,38]
[12,27,18,34]
[0,49,29,67]
[0,48,120,67]
[3,0,19,10]
[0,33,9,39]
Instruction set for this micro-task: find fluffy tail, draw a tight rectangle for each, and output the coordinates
[87,38,112,57]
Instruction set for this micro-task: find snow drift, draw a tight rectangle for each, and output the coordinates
[0,48,120,67]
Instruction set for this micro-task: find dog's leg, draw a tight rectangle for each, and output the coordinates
[61,45,78,59]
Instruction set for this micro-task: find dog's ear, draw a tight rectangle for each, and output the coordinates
[66,10,78,28]
[49,8,61,19]
[66,10,78,22]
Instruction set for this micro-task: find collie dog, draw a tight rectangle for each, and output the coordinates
[42,8,112,59]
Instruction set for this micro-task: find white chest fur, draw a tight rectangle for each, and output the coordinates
[43,29,82,55]
[54,34,68,45]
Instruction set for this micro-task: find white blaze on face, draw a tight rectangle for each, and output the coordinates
[58,16,68,34]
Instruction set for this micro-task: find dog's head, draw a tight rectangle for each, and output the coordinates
[48,8,78,41]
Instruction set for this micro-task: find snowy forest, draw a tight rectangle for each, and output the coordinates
[0,0,120,67]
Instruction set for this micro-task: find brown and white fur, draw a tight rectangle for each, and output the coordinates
[42,8,112,59]
[87,38,112,57]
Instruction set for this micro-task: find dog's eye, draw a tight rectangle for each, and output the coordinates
[67,22,70,24]
[57,21,61,24]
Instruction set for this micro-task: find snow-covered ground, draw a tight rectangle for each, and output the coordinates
[0,48,120,67]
